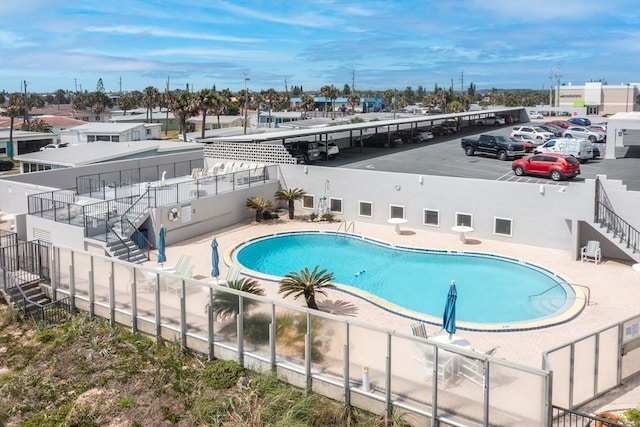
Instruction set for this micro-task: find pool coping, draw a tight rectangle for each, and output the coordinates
[223,229,587,333]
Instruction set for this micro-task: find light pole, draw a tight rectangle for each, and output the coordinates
[243,74,250,134]
[626,83,631,113]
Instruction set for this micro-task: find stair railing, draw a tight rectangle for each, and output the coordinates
[595,202,639,254]
[119,190,151,237]
[122,216,151,261]
[105,221,132,262]
[594,177,639,254]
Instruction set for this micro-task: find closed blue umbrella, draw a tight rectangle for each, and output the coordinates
[443,280,457,337]
[211,237,220,279]
[157,225,167,266]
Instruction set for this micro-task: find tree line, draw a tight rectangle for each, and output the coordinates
[1,78,555,142]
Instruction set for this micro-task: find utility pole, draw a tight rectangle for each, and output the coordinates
[243,74,250,135]
[352,69,355,93]
[164,76,170,136]
[548,71,553,109]
[554,72,562,112]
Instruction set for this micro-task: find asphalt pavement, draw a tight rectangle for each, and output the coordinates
[318,120,640,191]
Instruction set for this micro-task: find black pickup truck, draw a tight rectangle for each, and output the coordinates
[460,134,525,161]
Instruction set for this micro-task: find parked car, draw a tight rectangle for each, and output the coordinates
[567,117,591,127]
[545,120,572,129]
[534,137,593,163]
[317,141,339,159]
[284,141,320,163]
[39,143,68,151]
[562,126,605,142]
[537,124,564,137]
[512,153,581,181]
[529,111,544,119]
[508,136,535,153]
[414,131,434,142]
[476,116,506,126]
[588,124,607,135]
[441,120,459,132]
[500,114,514,124]
[430,125,454,136]
[591,144,601,159]
[0,158,13,172]
[357,133,401,148]
[510,125,554,141]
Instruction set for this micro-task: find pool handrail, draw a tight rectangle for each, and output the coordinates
[336,220,355,235]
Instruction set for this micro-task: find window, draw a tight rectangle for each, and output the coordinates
[494,217,513,237]
[87,135,96,142]
[359,201,373,218]
[329,198,343,214]
[96,135,110,142]
[302,195,314,209]
[423,209,439,227]
[112,135,120,142]
[455,212,472,227]
[389,204,405,219]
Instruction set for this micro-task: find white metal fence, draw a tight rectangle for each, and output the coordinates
[543,314,640,410]
[50,244,552,427]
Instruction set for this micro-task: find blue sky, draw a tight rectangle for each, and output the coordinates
[1,0,638,94]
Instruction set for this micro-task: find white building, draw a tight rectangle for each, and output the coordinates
[60,122,162,145]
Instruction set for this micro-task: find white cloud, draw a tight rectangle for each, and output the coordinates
[84,25,260,43]
[0,31,36,48]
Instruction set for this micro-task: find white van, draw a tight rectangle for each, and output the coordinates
[534,138,593,163]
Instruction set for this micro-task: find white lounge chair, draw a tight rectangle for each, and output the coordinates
[581,240,602,264]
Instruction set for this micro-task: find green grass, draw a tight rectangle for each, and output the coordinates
[0,302,403,426]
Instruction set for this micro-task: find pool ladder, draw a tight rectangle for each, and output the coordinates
[529,283,591,305]
[336,221,355,235]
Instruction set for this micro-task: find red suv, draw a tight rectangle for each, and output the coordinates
[545,120,572,129]
[511,153,581,181]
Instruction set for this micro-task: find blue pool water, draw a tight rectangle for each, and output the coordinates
[233,232,575,327]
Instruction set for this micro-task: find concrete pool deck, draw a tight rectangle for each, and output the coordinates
[152,216,639,412]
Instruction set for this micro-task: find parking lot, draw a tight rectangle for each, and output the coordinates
[318,121,640,191]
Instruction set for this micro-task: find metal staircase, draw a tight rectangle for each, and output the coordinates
[104,219,149,264]
[592,178,640,263]
[101,191,152,264]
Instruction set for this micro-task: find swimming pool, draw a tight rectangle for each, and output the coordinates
[232,232,582,331]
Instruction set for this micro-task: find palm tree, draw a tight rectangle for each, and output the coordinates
[274,188,306,220]
[245,196,273,222]
[193,88,218,139]
[211,277,265,320]
[326,85,340,119]
[142,86,160,123]
[319,85,331,118]
[279,266,336,310]
[299,93,315,118]
[117,93,136,116]
[3,93,28,158]
[348,92,360,114]
[167,91,196,142]
[263,88,278,128]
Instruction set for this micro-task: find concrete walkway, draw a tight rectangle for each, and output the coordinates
[143,216,640,416]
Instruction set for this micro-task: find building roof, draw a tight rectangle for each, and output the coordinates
[30,104,94,117]
[0,130,58,140]
[186,115,243,124]
[14,140,202,167]
[64,122,156,134]
[110,111,177,122]
[0,115,87,129]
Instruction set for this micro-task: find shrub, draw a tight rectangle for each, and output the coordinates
[623,408,640,427]
[321,212,336,222]
[203,359,245,390]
